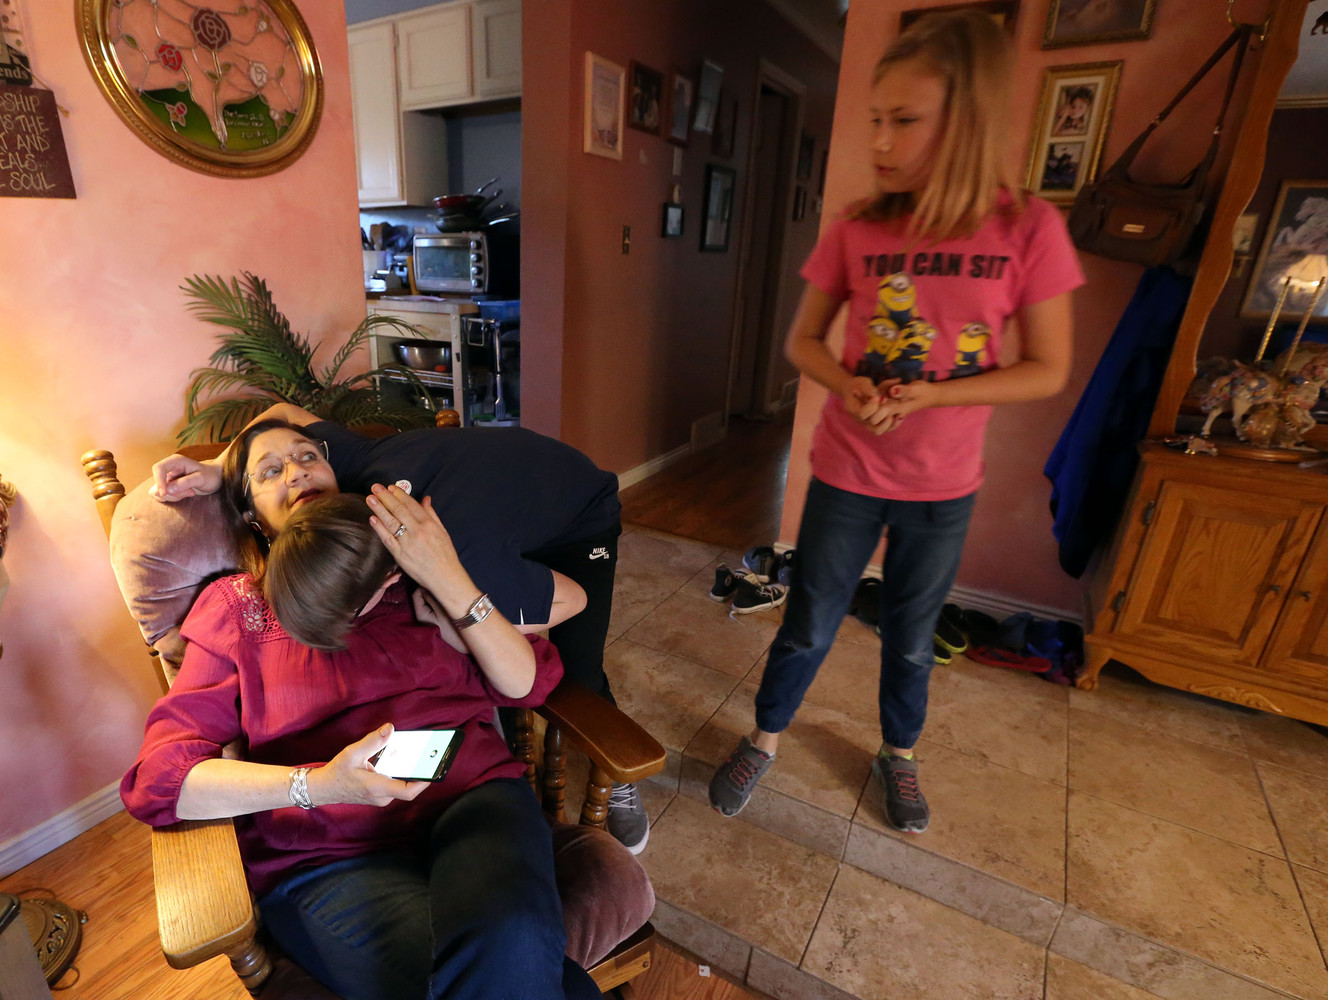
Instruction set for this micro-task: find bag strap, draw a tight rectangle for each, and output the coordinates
[1109,26,1250,177]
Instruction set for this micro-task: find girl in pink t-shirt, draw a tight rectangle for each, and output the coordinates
[710,10,1084,833]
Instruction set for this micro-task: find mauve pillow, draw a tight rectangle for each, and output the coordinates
[552,821,654,968]
[109,480,239,680]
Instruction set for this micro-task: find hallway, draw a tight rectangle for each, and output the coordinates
[618,412,795,554]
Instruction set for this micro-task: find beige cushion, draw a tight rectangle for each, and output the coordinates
[108,480,239,680]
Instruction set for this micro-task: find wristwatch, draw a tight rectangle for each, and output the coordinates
[451,593,495,630]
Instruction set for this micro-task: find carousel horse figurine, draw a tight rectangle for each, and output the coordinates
[1199,363,1280,437]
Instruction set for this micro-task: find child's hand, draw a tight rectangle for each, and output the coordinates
[842,376,884,422]
[869,380,937,433]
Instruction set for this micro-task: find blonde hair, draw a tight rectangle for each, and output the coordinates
[854,9,1023,242]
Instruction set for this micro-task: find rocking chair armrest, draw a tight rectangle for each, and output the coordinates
[536,682,666,785]
[150,818,257,969]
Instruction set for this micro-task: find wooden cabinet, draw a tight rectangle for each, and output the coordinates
[1079,1,1328,727]
[1085,445,1328,725]
[348,22,449,207]
[349,2,521,205]
[397,5,473,110]
[472,0,522,100]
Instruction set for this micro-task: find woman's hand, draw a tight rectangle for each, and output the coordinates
[150,455,223,501]
[367,484,481,618]
[308,725,430,808]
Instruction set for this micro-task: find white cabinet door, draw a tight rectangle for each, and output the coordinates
[348,22,404,204]
[397,5,473,110]
[472,0,521,99]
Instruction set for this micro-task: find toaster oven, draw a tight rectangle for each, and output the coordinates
[413,231,490,294]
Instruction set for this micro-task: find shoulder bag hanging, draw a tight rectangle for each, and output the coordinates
[1067,27,1250,269]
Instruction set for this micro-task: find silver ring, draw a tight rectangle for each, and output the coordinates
[394,524,407,538]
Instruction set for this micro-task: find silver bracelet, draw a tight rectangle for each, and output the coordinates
[288,767,314,810]
[451,593,495,630]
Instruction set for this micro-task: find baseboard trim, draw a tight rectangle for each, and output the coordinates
[690,412,726,453]
[0,783,124,877]
[616,443,692,492]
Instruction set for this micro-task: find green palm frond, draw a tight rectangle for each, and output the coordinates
[178,395,279,445]
[178,271,442,444]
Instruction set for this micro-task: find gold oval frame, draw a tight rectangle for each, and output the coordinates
[76,0,323,178]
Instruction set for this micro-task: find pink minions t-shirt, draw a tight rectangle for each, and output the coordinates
[801,195,1084,501]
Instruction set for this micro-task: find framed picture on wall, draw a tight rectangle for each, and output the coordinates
[711,94,738,158]
[1024,61,1121,204]
[693,59,724,134]
[1042,0,1156,48]
[900,2,1019,34]
[661,202,684,238]
[628,61,664,135]
[701,164,736,252]
[1241,180,1328,323]
[667,69,693,146]
[584,52,625,160]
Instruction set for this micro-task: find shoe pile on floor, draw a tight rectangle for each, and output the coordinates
[848,582,1083,684]
[709,545,793,615]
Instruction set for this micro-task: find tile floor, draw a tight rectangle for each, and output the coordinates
[604,524,1328,1000]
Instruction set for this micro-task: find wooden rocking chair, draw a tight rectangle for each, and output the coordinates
[82,443,665,998]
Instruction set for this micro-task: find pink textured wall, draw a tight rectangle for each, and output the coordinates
[778,0,1253,616]
[522,0,839,470]
[0,3,363,848]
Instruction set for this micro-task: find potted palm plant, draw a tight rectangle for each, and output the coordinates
[177,272,437,444]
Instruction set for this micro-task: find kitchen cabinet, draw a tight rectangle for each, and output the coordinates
[1084,444,1328,726]
[472,0,522,100]
[397,5,473,110]
[349,22,449,207]
[367,299,479,425]
[349,1,521,206]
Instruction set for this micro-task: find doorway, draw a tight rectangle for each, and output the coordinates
[727,63,805,421]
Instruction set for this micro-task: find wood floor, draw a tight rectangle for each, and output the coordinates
[0,809,765,1000]
[618,413,793,554]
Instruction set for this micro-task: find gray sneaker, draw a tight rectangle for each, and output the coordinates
[606,782,649,854]
[708,736,775,816]
[872,754,929,833]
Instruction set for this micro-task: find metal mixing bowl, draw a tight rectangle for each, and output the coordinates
[393,339,452,369]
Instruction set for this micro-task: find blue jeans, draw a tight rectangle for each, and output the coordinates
[257,779,599,1000]
[754,478,975,749]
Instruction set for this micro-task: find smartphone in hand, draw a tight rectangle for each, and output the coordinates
[369,729,464,782]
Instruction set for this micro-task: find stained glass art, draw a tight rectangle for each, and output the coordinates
[77,0,322,177]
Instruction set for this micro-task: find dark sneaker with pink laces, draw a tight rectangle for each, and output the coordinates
[873,753,929,833]
[708,736,775,817]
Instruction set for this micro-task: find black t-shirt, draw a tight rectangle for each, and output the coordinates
[310,422,620,625]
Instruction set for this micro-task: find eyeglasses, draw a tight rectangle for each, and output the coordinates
[243,441,329,495]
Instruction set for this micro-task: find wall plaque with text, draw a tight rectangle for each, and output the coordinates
[0,86,76,198]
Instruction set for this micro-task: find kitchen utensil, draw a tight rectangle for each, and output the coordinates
[369,223,384,251]
[393,339,452,370]
[474,175,500,196]
[433,193,489,212]
[485,212,520,226]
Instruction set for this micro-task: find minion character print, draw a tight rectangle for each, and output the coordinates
[951,322,992,378]
[857,273,936,383]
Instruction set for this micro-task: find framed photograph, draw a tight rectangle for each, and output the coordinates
[661,202,684,238]
[792,185,808,222]
[1241,181,1328,323]
[1233,213,1259,256]
[711,95,737,158]
[701,164,736,252]
[796,133,815,181]
[693,59,724,134]
[75,0,323,178]
[584,52,625,160]
[1024,61,1121,204]
[1042,0,1156,48]
[901,2,1019,35]
[667,69,693,146]
[628,61,664,135]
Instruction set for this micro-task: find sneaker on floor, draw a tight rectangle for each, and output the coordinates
[731,573,787,614]
[933,642,952,666]
[742,545,779,581]
[709,564,741,602]
[709,736,775,817]
[606,782,649,854]
[776,549,795,588]
[872,753,929,833]
[934,603,969,654]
